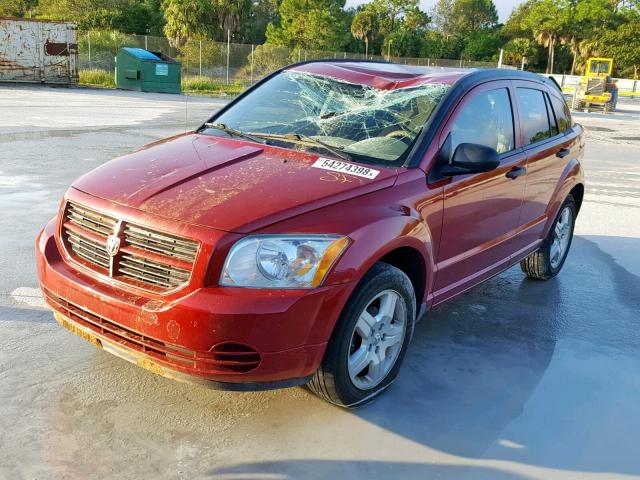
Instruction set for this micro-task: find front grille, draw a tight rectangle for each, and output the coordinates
[119,254,191,289]
[44,289,261,374]
[67,202,117,237]
[61,201,199,291]
[124,225,198,262]
[67,230,110,269]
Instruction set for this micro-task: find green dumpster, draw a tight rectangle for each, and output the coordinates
[116,47,181,94]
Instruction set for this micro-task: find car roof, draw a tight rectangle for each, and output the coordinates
[287,60,559,92]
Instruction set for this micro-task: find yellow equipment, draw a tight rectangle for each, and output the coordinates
[572,57,618,113]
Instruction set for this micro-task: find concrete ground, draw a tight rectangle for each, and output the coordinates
[1,85,639,480]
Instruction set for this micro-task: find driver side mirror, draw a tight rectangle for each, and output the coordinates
[439,142,500,177]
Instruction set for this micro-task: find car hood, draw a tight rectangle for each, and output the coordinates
[72,133,398,233]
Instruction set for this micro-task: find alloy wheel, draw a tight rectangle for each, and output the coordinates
[347,289,407,390]
[550,206,573,269]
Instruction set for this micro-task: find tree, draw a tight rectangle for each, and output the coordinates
[351,8,377,56]
[161,0,251,45]
[502,37,538,67]
[451,0,498,33]
[242,0,281,44]
[0,0,37,17]
[463,28,502,61]
[370,0,419,35]
[600,11,640,77]
[520,0,571,73]
[213,0,252,37]
[266,0,350,51]
[431,0,455,36]
[161,0,211,45]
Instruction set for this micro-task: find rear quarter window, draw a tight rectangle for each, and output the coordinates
[517,88,553,145]
[549,94,573,132]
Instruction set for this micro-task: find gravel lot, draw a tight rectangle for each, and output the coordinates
[1,85,639,480]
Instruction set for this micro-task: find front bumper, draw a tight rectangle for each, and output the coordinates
[37,216,354,389]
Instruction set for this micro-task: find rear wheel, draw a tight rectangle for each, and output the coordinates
[308,263,416,407]
[521,195,576,280]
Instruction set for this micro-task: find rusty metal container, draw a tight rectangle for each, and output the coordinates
[0,17,78,84]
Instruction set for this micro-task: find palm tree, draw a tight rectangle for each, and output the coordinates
[351,10,376,57]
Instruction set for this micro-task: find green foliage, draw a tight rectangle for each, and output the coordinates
[79,29,139,70]
[463,29,502,61]
[6,0,639,77]
[0,0,37,16]
[422,31,465,59]
[182,75,245,95]
[599,11,640,77]
[240,43,293,78]
[451,0,498,33]
[384,29,424,57]
[502,37,539,66]
[79,68,116,87]
[177,36,226,69]
[36,0,164,33]
[351,8,377,55]
[241,0,281,44]
[266,0,350,50]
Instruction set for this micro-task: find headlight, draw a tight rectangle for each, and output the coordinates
[220,235,350,289]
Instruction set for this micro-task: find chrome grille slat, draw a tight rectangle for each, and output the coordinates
[124,236,196,262]
[120,255,190,282]
[67,232,110,268]
[118,268,174,288]
[67,204,117,238]
[124,225,198,262]
[67,235,109,261]
[63,201,197,291]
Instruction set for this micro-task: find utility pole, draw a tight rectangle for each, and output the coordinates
[497,48,503,68]
[387,40,392,61]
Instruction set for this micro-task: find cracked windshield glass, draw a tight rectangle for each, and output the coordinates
[204,71,451,165]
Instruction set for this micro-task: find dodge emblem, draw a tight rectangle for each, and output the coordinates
[106,234,121,257]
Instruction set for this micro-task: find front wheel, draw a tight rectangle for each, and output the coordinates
[307,263,416,407]
[521,195,576,280]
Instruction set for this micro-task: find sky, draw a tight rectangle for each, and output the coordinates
[344,0,521,22]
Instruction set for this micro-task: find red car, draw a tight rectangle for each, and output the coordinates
[36,61,584,407]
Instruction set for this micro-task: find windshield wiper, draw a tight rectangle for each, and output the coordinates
[246,132,351,161]
[203,123,269,145]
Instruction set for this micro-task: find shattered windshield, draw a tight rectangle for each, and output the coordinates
[204,71,451,165]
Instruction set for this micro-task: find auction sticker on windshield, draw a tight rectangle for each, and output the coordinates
[312,158,380,179]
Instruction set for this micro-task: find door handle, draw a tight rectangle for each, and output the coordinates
[506,166,526,179]
[556,148,570,158]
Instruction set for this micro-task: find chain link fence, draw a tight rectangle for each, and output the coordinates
[78,31,507,88]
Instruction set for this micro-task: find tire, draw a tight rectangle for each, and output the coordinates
[520,195,577,280]
[308,263,416,408]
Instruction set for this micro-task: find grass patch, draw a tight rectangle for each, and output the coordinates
[79,69,115,88]
[78,70,244,97]
[182,75,245,96]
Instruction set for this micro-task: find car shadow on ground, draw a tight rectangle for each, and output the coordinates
[207,235,640,479]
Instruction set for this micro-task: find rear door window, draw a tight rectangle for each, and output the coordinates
[517,88,553,145]
[549,94,572,132]
[450,88,515,154]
